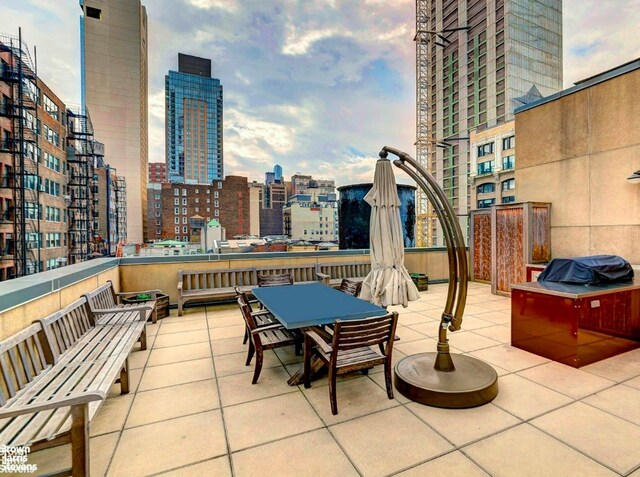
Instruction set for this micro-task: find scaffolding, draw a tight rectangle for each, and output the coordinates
[415,0,434,247]
[415,2,469,246]
[0,29,41,277]
[66,107,102,264]
[115,176,127,245]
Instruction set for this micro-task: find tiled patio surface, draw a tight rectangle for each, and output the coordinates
[27,282,640,476]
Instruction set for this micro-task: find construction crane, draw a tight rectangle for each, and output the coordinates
[414,1,469,246]
[414,0,434,247]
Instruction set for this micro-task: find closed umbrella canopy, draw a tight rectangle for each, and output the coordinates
[360,158,420,307]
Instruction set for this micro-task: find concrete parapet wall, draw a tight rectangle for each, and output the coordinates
[0,248,454,339]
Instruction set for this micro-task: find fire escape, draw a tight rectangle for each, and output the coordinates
[0,30,41,277]
[66,107,102,264]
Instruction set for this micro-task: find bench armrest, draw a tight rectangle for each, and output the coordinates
[0,391,105,420]
[177,281,183,292]
[315,272,330,285]
[305,330,333,355]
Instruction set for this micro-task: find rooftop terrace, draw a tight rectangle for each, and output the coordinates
[19,281,640,477]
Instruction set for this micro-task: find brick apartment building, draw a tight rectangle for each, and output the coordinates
[148,162,166,183]
[147,175,250,242]
[1,38,69,279]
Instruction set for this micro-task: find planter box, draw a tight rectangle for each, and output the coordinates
[410,273,429,291]
[123,293,169,319]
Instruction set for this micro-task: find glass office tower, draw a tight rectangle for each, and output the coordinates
[165,54,223,184]
[419,0,562,246]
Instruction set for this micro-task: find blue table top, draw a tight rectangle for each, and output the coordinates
[252,282,387,329]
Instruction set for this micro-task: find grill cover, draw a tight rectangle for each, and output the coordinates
[537,255,634,285]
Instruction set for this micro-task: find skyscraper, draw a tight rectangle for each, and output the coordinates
[165,53,223,185]
[273,164,283,182]
[416,0,562,245]
[81,0,148,244]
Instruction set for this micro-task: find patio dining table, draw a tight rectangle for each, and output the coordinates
[252,282,387,384]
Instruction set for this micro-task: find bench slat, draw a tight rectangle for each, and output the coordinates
[16,342,33,383]
[1,321,141,446]
[6,362,92,445]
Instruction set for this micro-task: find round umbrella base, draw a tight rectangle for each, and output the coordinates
[394,352,498,408]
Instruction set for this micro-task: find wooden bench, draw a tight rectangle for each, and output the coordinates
[177,264,320,316]
[316,262,372,288]
[0,297,148,476]
[84,280,160,324]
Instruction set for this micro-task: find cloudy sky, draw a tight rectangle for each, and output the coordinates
[3,0,640,186]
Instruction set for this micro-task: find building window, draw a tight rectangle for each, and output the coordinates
[182,189,187,196]
[174,217,179,224]
[477,143,494,157]
[477,198,495,209]
[175,236,181,241]
[156,229,161,235]
[174,188,179,196]
[476,183,495,194]
[43,94,59,119]
[502,155,515,170]
[195,188,199,193]
[206,198,210,203]
[155,194,161,200]
[183,226,188,233]
[217,182,222,189]
[182,198,187,205]
[175,226,180,233]
[502,178,515,191]
[174,198,179,205]
[502,195,516,204]
[195,207,199,212]
[502,135,515,150]
[182,217,187,224]
[85,6,102,19]
[174,207,179,214]
[214,200,219,207]
[182,207,187,215]
[477,160,494,175]
[155,212,161,217]
[206,207,210,212]
[195,198,199,203]
[214,191,219,199]
[155,203,160,208]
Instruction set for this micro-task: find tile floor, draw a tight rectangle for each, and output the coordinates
[26,282,640,476]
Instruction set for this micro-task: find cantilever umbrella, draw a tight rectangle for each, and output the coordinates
[360,158,420,307]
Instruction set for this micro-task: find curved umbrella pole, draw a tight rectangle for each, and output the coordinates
[379,147,496,409]
[381,147,468,372]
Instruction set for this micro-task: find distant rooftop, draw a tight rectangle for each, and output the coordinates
[515,57,640,114]
[178,53,211,77]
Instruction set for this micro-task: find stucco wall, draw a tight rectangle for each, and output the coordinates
[0,260,119,339]
[0,249,454,339]
[119,249,450,304]
[515,67,640,262]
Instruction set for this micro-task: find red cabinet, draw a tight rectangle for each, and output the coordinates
[511,281,640,367]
